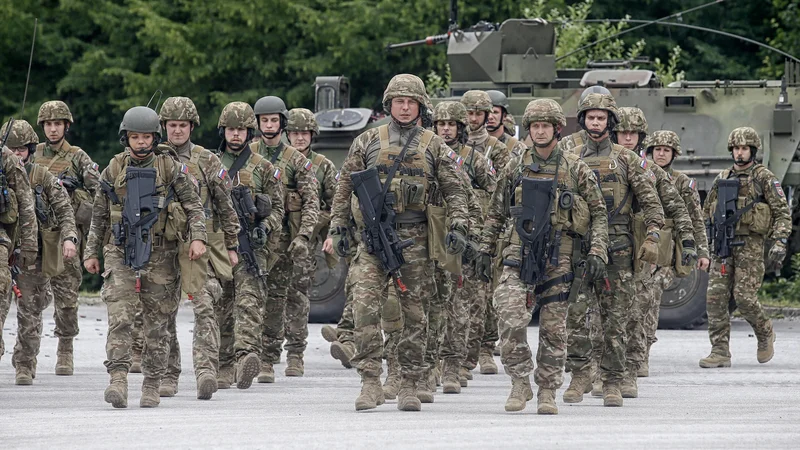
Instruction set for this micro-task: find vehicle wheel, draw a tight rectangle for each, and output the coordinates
[308,245,348,323]
[658,268,708,329]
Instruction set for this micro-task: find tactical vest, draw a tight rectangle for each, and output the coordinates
[258,142,301,191]
[708,166,772,236]
[34,142,78,178]
[28,163,66,277]
[505,136,520,153]
[309,151,328,198]
[632,168,675,269]
[581,144,632,231]
[27,163,59,230]
[183,145,224,235]
[229,149,268,189]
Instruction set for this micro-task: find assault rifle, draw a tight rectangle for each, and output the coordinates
[711,179,746,274]
[350,167,414,291]
[503,177,553,287]
[58,172,81,193]
[231,185,267,281]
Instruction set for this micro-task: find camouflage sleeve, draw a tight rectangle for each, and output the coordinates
[703,176,720,220]
[678,174,710,259]
[329,131,371,232]
[44,170,78,242]
[73,149,101,194]
[171,163,207,244]
[654,167,693,245]
[511,141,527,158]
[487,140,510,176]
[432,139,469,232]
[471,149,497,194]
[292,151,320,240]
[575,159,609,263]
[257,162,285,235]
[4,151,38,253]
[625,151,665,233]
[206,152,241,249]
[478,154,517,253]
[760,169,792,240]
[85,167,112,260]
[317,157,338,233]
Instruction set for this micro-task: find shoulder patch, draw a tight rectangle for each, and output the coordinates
[488,159,496,175]
[303,160,313,171]
[180,163,189,174]
[91,162,99,171]
[688,179,696,190]
[274,168,282,180]
[647,170,655,182]
[335,171,340,182]
[217,168,228,180]
[774,180,786,198]
[640,159,648,170]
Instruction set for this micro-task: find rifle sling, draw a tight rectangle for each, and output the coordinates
[718,196,762,228]
[227,146,252,181]
[378,127,421,214]
[608,189,631,223]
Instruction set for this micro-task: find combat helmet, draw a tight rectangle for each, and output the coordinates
[645,130,682,164]
[523,99,566,130]
[218,102,257,130]
[382,74,430,122]
[286,108,319,135]
[577,93,620,137]
[37,100,74,125]
[727,126,761,164]
[486,90,510,113]
[159,96,200,127]
[503,114,516,135]
[1,119,39,150]
[578,85,611,105]
[433,101,468,126]
[615,107,648,150]
[460,90,493,113]
[118,106,161,152]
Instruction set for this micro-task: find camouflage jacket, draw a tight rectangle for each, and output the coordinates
[555,129,589,153]
[479,146,609,263]
[84,150,207,261]
[454,142,497,194]
[34,139,101,207]
[647,164,694,246]
[665,166,710,259]
[252,140,319,240]
[1,148,38,253]
[569,136,665,234]
[330,120,469,234]
[301,148,338,241]
[467,127,515,177]
[162,142,240,250]
[703,163,792,241]
[437,143,485,235]
[25,162,78,244]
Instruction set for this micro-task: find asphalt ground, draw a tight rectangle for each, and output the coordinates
[1,303,798,449]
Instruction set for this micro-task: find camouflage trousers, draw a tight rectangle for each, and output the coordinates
[217,250,269,368]
[351,223,435,380]
[101,245,181,379]
[9,258,54,370]
[261,231,311,363]
[0,245,13,360]
[482,292,499,352]
[48,244,82,340]
[440,266,469,366]
[706,235,773,356]
[162,264,223,382]
[335,260,356,344]
[495,245,572,388]
[565,282,602,373]
[463,271,490,370]
[423,264,451,367]
[625,266,658,375]
[644,267,674,349]
[382,277,401,359]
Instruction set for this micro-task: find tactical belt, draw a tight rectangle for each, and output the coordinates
[534,272,575,295]
[538,291,571,305]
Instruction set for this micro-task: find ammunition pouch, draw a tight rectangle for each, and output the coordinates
[426,204,461,275]
[254,193,272,222]
[178,240,209,296]
[285,189,303,240]
[738,200,771,236]
[40,228,65,278]
[72,189,94,229]
[555,190,590,236]
[0,188,18,224]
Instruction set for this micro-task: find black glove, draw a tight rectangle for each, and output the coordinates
[445,229,467,255]
[332,227,351,258]
[462,236,480,263]
[681,240,698,266]
[585,255,605,284]
[475,252,493,283]
[250,224,268,248]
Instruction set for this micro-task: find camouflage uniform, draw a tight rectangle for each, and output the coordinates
[563,93,664,407]
[479,99,609,413]
[156,97,241,399]
[329,74,469,411]
[0,122,40,361]
[0,120,75,385]
[251,98,320,381]
[34,101,101,375]
[701,127,790,367]
[642,131,710,374]
[215,102,285,390]
[85,106,207,408]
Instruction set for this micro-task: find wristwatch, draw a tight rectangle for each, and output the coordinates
[64,236,79,245]
[647,231,660,243]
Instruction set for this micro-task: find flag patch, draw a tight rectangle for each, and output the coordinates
[180,163,189,174]
[274,168,282,180]
[689,179,696,190]
[488,160,496,175]
[304,160,313,171]
[774,180,785,198]
[218,168,228,179]
[92,162,99,170]
[447,149,458,162]
[640,159,648,169]
[335,171,340,181]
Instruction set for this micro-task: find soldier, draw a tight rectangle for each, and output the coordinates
[642,130,710,376]
[556,85,612,153]
[84,106,207,408]
[34,100,101,376]
[561,93,664,407]
[614,108,697,398]
[155,97,241,400]
[503,114,517,138]
[328,74,469,411]
[0,120,74,385]
[700,127,790,368]
[432,101,495,395]
[214,102,285,390]
[251,96,320,382]
[476,99,608,414]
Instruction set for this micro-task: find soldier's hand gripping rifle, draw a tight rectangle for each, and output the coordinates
[231,185,268,283]
[503,177,553,289]
[711,179,751,275]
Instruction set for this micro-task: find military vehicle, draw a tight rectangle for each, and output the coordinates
[307,12,800,329]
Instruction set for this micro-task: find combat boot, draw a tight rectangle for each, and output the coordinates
[321,325,338,343]
[416,370,435,403]
[217,365,235,389]
[563,369,591,403]
[104,370,128,408]
[591,378,603,398]
[479,348,498,374]
[130,351,142,374]
[330,341,355,369]
[15,366,33,386]
[397,377,422,411]
[257,363,275,384]
[504,375,533,412]
[433,360,442,387]
[637,360,649,377]
[537,387,558,415]
[159,378,178,397]
[603,381,623,407]
[458,366,471,387]
[621,374,638,398]
[442,361,461,394]
[237,352,262,389]
[757,330,776,364]
[383,357,401,400]
[285,353,305,377]
[140,377,161,408]
[699,352,731,368]
[196,373,218,400]
[55,338,74,376]
[355,376,385,411]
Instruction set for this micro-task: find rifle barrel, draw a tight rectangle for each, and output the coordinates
[386,34,450,51]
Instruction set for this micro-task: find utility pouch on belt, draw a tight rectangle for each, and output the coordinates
[505,177,553,286]
[0,188,18,224]
[178,240,209,297]
[206,229,233,281]
[40,228,65,278]
[72,189,94,229]
[426,204,461,275]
